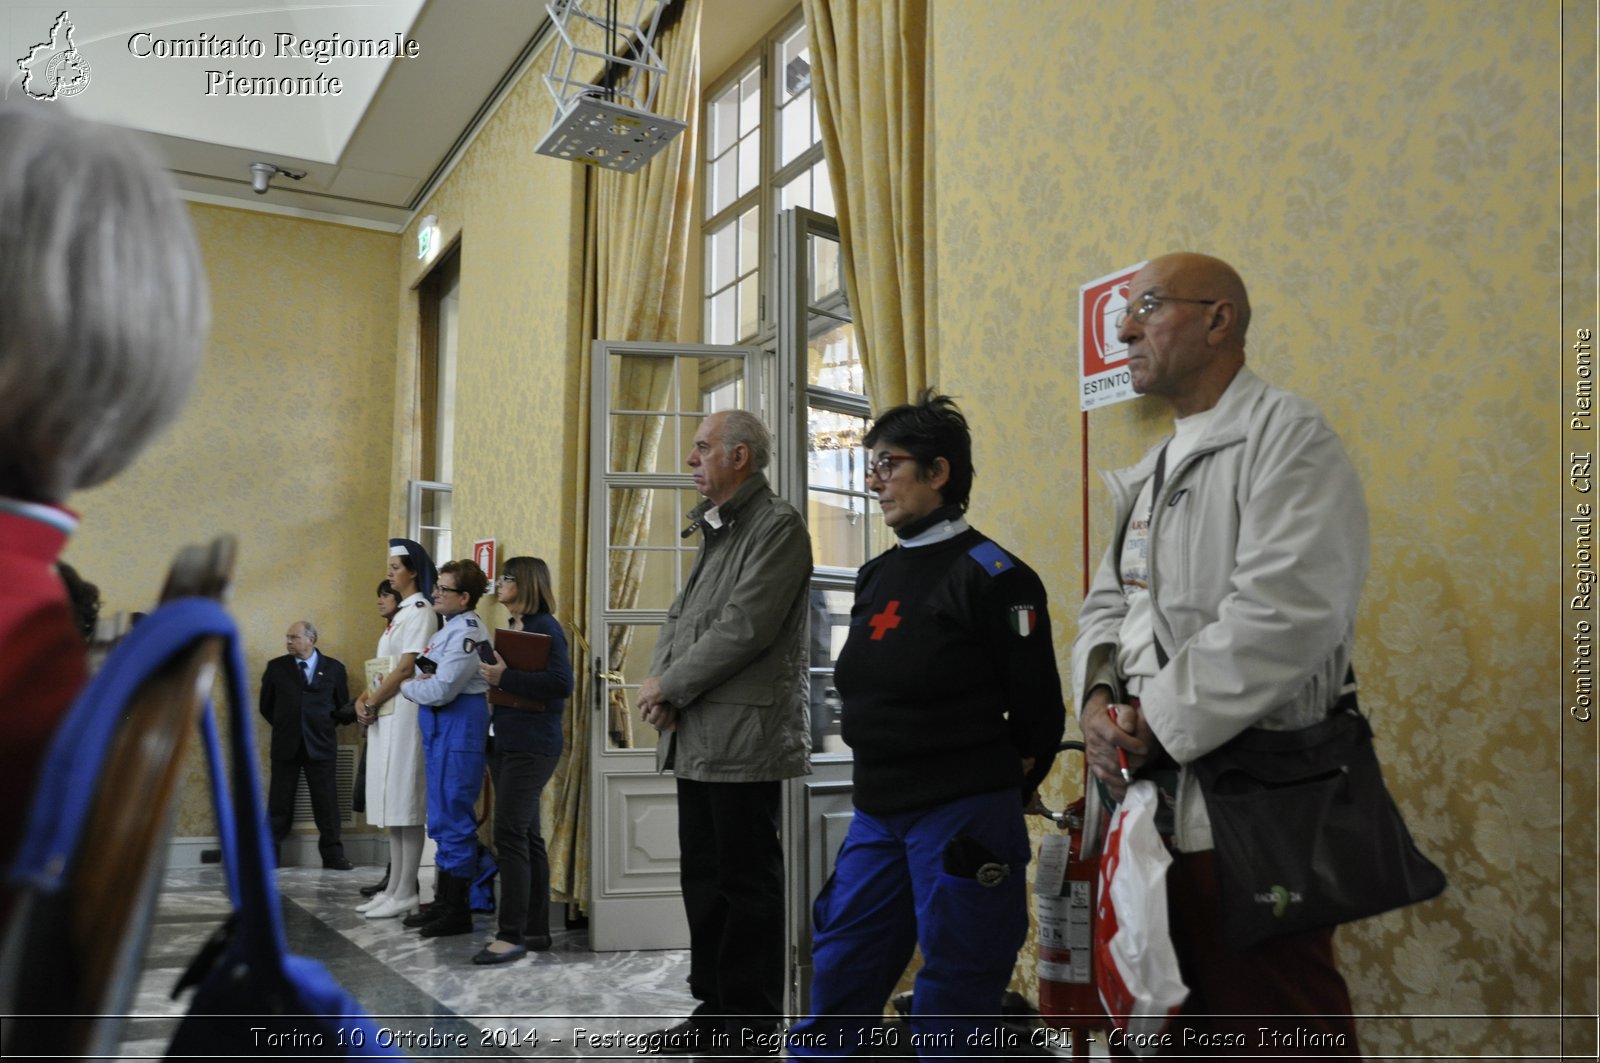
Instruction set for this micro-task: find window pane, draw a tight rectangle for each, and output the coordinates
[808,231,842,303]
[780,171,809,214]
[607,484,679,551]
[739,207,759,276]
[420,485,451,529]
[811,157,835,218]
[738,276,759,341]
[610,352,677,409]
[710,82,739,159]
[738,129,761,198]
[608,413,681,474]
[809,490,867,570]
[709,288,736,345]
[604,622,661,751]
[711,149,737,216]
[710,221,736,290]
[808,586,850,755]
[739,68,761,135]
[779,88,813,168]
[807,320,863,395]
[681,358,744,412]
[780,25,811,97]
[807,408,870,569]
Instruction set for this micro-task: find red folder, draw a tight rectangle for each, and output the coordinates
[487,628,552,710]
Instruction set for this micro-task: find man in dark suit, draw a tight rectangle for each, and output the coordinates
[260,620,354,869]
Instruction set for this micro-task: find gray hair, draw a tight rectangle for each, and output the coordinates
[719,410,772,471]
[0,105,209,502]
[295,621,318,644]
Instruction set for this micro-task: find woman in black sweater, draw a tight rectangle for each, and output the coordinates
[473,555,574,964]
[790,392,1066,1056]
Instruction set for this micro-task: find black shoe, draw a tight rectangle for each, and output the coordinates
[418,906,473,937]
[402,903,437,929]
[418,872,473,938]
[322,857,354,871]
[360,864,391,897]
[471,941,528,965]
[643,1019,708,1055]
[527,933,553,951]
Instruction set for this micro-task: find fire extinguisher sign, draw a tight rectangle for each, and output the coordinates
[1079,261,1146,411]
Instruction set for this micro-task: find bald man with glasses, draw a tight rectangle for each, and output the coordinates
[1073,253,1369,1055]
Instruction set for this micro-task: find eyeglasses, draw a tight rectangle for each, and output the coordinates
[866,454,917,484]
[1115,291,1217,330]
[496,574,516,584]
[433,583,463,595]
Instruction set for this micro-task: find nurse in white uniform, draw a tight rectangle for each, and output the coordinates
[352,537,438,918]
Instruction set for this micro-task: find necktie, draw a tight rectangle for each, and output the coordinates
[300,659,311,685]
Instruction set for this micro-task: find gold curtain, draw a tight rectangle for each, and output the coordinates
[546,0,701,913]
[801,0,935,408]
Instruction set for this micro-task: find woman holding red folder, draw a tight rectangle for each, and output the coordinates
[473,555,574,964]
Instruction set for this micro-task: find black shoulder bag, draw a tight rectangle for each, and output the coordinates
[1150,570,1445,951]
[1188,674,1447,948]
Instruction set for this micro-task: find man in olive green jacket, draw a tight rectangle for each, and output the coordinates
[637,409,812,1052]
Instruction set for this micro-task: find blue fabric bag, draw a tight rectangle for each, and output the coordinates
[7,597,403,1058]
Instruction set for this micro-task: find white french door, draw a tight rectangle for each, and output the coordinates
[586,339,767,950]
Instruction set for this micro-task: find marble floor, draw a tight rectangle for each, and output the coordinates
[112,863,697,1060]
[99,864,1088,1061]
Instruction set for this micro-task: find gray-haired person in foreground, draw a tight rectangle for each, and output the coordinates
[0,102,209,907]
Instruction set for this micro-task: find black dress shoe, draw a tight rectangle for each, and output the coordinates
[402,903,437,928]
[322,857,354,871]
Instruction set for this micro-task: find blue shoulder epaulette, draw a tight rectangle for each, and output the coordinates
[968,540,1013,577]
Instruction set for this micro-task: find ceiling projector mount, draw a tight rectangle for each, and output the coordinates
[535,0,687,174]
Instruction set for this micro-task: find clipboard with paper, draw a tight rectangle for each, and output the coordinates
[487,628,552,710]
[364,656,397,716]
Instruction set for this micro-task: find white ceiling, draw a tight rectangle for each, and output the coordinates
[2,0,798,230]
[3,1,555,229]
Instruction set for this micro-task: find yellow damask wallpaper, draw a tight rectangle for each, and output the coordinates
[392,40,585,617]
[932,0,1592,1058]
[94,0,1586,1050]
[65,204,401,838]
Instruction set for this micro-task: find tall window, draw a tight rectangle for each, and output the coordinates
[703,16,872,757]
[702,15,831,348]
[413,246,459,563]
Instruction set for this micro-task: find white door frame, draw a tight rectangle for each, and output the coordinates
[586,339,763,950]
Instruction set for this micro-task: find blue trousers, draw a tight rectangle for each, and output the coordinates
[791,789,1031,1061]
[420,693,487,878]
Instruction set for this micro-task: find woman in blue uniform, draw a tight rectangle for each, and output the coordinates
[790,392,1066,1059]
[399,557,491,939]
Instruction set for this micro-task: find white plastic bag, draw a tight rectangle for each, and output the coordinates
[1092,780,1188,1054]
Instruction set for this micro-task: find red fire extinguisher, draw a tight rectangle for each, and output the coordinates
[1035,741,1107,1060]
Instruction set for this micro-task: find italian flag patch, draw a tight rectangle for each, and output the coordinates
[1008,605,1037,636]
